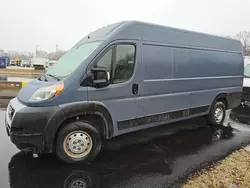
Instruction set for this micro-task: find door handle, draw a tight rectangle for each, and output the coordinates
[132,83,138,95]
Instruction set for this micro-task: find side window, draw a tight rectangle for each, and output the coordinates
[113,44,135,84]
[96,47,113,72]
[95,44,135,85]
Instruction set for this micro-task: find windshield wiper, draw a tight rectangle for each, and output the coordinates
[44,74,48,81]
[46,74,60,81]
[38,74,48,81]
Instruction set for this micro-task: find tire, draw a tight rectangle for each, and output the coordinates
[64,170,100,188]
[207,101,226,126]
[56,121,102,164]
[211,128,224,142]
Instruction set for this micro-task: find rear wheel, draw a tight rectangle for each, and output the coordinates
[207,101,226,126]
[56,121,102,164]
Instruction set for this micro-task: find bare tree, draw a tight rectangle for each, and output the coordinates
[8,51,20,60]
[47,50,66,60]
[37,50,48,58]
[236,31,250,54]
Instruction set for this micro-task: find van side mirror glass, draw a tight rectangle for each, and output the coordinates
[91,67,110,88]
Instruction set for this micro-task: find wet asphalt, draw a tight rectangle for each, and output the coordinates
[1,109,250,188]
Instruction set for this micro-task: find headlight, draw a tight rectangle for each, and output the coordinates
[29,82,64,102]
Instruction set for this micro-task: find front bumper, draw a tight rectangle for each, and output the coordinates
[5,97,65,153]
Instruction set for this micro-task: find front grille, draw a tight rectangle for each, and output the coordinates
[10,127,24,134]
[8,105,15,121]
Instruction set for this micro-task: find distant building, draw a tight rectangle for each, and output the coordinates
[0,49,4,56]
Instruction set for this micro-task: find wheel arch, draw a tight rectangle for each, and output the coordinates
[211,92,228,110]
[45,101,114,153]
[59,102,114,139]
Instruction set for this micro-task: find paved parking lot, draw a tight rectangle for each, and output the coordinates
[1,110,250,188]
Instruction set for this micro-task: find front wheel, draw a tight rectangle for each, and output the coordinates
[207,101,226,126]
[56,121,102,164]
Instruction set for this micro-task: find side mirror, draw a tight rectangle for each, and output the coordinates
[91,67,110,88]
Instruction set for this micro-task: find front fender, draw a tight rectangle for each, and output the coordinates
[59,101,114,138]
[44,101,113,153]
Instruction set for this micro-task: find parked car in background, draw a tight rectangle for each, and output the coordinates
[31,57,48,70]
[21,60,31,67]
[5,21,244,164]
[45,60,57,69]
[9,60,16,66]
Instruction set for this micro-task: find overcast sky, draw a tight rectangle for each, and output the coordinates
[1,0,250,53]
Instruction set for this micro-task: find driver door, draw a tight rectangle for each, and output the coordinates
[87,41,140,136]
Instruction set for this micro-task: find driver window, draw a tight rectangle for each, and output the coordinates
[113,44,135,84]
[95,44,135,84]
[96,47,113,72]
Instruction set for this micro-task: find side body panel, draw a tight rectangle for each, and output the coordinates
[113,25,243,135]
[139,44,242,117]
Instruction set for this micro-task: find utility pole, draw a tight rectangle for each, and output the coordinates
[36,45,39,56]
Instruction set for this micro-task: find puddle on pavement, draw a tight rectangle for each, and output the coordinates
[7,122,238,188]
[230,104,250,125]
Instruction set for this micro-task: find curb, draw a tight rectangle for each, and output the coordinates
[0,81,29,89]
[0,96,15,99]
[244,145,250,152]
[0,81,29,100]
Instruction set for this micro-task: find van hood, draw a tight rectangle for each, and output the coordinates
[17,79,58,104]
[244,77,250,88]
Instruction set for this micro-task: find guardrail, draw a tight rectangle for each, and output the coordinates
[0,81,28,100]
[0,68,43,76]
[0,81,29,89]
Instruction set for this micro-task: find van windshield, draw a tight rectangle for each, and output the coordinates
[46,41,102,77]
[244,64,250,78]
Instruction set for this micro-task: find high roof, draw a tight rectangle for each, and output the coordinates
[77,21,243,53]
